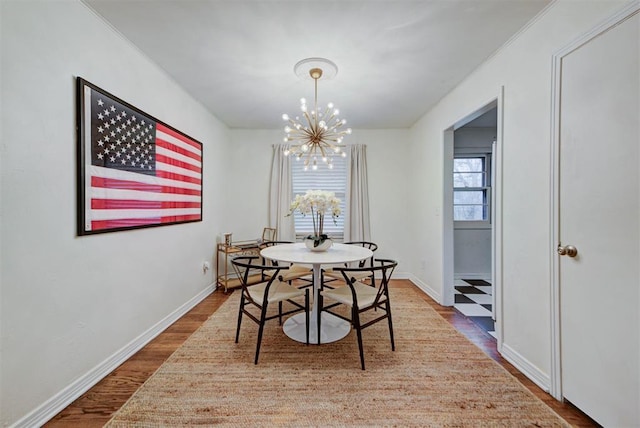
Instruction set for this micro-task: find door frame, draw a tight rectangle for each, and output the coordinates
[549,0,640,401]
[443,88,504,348]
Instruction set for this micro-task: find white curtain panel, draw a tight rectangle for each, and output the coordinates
[344,145,371,242]
[268,144,295,241]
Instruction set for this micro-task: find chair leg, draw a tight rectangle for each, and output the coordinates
[235,295,245,344]
[372,276,378,312]
[317,293,323,345]
[353,307,365,370]
[386,299,395,351]
[305,289,310,345]
[254,304,269,365]
[278,301,283,325]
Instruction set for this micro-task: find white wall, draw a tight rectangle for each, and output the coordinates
[454,127,495,152]
[226,129,412,274]
[454,229,491,278]
[0,1,229,425]
[225,130,276,242]
[408,0,628,388]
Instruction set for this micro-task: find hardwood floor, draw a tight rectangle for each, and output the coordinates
[411,281,600,428]
[46,280,598,427]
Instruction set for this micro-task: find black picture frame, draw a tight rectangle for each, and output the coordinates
[76,77,203,235]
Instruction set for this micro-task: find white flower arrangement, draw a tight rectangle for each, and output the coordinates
[289,190,341,238]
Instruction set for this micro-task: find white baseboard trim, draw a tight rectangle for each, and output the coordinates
[407,275,441,304]
[12,283,217,428]
[391,271,411,280]
[454,273,491,281]
[501,342,550,393]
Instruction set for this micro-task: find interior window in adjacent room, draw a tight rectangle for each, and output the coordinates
[453,155,491,225]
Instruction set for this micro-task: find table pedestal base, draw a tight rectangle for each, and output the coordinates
[283,312,350,344]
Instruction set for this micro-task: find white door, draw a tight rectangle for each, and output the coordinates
[559,12,639,427]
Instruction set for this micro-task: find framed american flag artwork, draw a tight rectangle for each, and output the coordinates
[76,77,203,235]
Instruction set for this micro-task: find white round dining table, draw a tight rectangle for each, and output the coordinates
[260,242,373,344]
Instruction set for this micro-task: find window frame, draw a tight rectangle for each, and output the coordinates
[453,153,492,229]
[290,155,347,240]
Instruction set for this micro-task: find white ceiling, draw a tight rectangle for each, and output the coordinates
[84,0,550,130]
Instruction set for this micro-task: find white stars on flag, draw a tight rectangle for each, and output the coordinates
[92,97,156,173]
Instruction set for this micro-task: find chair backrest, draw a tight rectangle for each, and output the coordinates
[258,240,294,266]
[262,227,277,242]
[259,240,294,248]
[344,241,378,268]
[333,258,397,306]
[231,256,287,302]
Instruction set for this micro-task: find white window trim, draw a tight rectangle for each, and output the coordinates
[454,153,492,229]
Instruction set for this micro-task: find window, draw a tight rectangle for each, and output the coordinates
[291,155,347,239]
[453,155,491,223]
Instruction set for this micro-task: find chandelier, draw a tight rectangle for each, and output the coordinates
[282,58,352,170]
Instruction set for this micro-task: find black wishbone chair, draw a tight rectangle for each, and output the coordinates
[322,241,379,288]
[318,258,398,370]
[232,256,310,364]
[259,241,313,288]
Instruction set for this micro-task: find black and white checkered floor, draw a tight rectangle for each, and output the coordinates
[454,279,496,338]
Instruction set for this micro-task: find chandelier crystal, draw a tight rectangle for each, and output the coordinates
[282,58,352,170]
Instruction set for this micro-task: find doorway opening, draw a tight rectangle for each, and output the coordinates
[444,100,500,341]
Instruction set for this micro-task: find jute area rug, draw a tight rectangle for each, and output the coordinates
[106,286,568,427]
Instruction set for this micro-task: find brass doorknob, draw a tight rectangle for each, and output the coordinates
[557,245,578,257]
